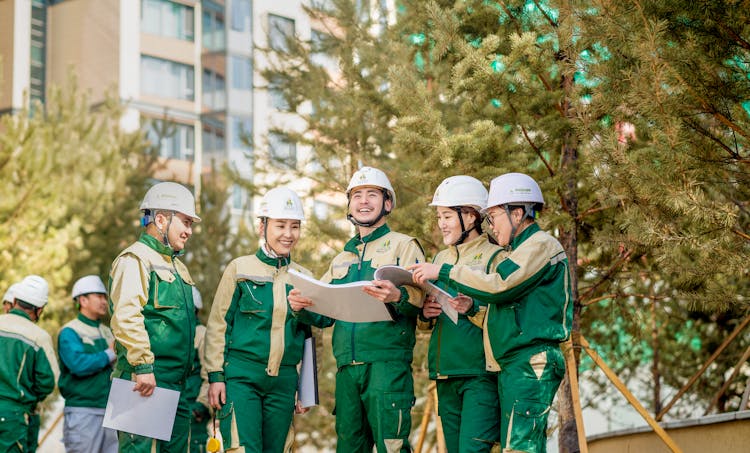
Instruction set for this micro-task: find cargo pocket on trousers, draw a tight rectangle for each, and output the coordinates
[382,392,414,440]
[216,402,235,449]
[508,399,550,452]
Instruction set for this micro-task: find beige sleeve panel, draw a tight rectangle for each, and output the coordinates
[399,238,426,308]
[194,324,210,409]
[38,330,60,383]
[109,253,153,367]
[468,247,509,328]
[204,259,238,374]
[448,233,558,296]
[416,318,434,331]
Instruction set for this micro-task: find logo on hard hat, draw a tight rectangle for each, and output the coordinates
[285,198,294,209]
[358,172,368,181]
[510,188,532,195]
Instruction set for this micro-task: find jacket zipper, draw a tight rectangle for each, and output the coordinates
[352,239,367,363]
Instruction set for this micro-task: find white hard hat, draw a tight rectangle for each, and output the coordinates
[14,275,49,308]
[3,283,19,303]
[257,187,305,221]
[72,275,107,300]
[140,182,201,223]
[192,286,203,310]
[486,173,544,210]
[346,166,396,208]
[430,175,488,211]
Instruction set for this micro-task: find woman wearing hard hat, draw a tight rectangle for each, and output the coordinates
[410,173,573,453]
[204,187,313,453]
[419,176,507,452]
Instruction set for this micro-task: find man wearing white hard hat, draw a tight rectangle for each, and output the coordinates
[57,275,118,453]
[108,181,201,452]
[0,275,60,452]
[418,175,506,452]
[2,283,17,313]
[289,167,425,452]
[206,187,314,452]
[411,173,573,453]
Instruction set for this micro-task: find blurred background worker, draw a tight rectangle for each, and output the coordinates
[0,275,59,452]
[2,283,16,313]
[58,274,118,453]
[109,181,201,452]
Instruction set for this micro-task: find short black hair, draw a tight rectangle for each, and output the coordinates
[16,299,38,311]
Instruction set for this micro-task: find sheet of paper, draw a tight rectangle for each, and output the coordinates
[288,269,394,322]
[298,337,318,408]
[374,265,459,324]
[103,377,180,441]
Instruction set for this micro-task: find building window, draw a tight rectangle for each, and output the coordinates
[232,184,245,210]
[230,55,252,90]
[141,0,195,41]
[145,120,195,161]
[232,116,252,149]
[29,0,46,103]
[203,69,226,110]
[231,0,251,32]
[202,7,225,51]
[202,121,226,155]
[310,29,333,68]
[268,14,295,53]
[313,200,331,220]
[268,75,290,111]
[268,132,297,168]
[141,55,195,100]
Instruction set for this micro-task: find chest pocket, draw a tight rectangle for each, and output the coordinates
[238,280,269,315]
[330,259,356,281]
[152,267,179,309]
[369,241,401,270]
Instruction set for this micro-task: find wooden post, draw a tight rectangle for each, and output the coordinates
[578,334,684,453]
[704,344,750,415]
[433,384,447,453]
[414,381,435,453]
[37,411,63,447]
[562,338,588,453]
[657,314,750,421]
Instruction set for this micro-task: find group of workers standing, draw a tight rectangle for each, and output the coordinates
[0,165,572,453]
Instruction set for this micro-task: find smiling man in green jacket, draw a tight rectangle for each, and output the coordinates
[109,181,201,453]
[289,167,425,453]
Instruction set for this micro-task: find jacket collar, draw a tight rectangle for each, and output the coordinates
[77,312,100,327]
[138,232,182,257]
[511,222,540,250]
[344,224,390,254]
[256,247,290,268]
[10,308,32,321]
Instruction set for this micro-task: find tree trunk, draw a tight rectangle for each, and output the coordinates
[557,2,582,451]
[651,281,663,416]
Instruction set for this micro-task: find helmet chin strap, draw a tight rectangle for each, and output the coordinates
[347,189,390,228]
[261,219,290,268]
[155,211,175,251]
[450,207,478,246]
[505,204,533,248]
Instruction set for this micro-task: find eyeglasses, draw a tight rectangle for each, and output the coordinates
[486,209,506,226]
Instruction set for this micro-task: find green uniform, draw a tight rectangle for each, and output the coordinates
[420,233,505,452]
[186,324,210,453]
[0,309,59,452]
[436,223,572,453]
[109,233,198,452]
[57,313,118,452]
[294,224,425,453]
[204,249,312,453]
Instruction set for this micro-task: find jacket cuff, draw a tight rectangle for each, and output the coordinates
[438,263,453,283]
[134,363,154,374]
[208,371,225,383]
[464,299,479,317]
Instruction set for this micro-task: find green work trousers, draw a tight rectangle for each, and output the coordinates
[436,375,500,452]
[335,361,414,453]
[116,374,192,453]
[498,344,564,453]
[0,410,27,452]
[189,407,210,453]
[218,359,298,453]
[26,411,40,453]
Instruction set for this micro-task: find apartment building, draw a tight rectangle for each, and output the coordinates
[0,0,328,226]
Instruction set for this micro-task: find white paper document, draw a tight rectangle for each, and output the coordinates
[103,377,180,441]
[298,337,318,408]
[374,265,459,324]
[288,269,394,322]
